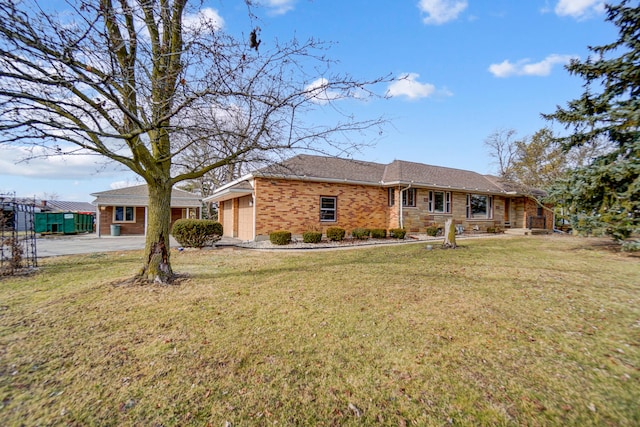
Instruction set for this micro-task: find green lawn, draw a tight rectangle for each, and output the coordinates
[1,236,638,426]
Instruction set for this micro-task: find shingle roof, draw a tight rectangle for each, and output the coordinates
[253,154,510,194]
[483,175,547,197]
[255,154,387,184]
[42,200,96,213]
[91,184,201,207]
[382,160,505,193]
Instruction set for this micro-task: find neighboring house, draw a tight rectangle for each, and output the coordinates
[91,184,201,236]
[40,200,96,215]
[204,154,553,241]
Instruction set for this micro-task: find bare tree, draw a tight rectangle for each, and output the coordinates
[0,0,389,283]
[483,128,519,179]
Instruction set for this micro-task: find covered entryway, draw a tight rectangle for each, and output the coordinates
[205,180,255,240]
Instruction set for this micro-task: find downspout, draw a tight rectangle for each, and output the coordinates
[252,194,256,241]
[399,184,412,229]
[96,204,101,237]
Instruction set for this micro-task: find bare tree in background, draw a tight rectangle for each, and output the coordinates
[485,127,614,192]
[0,0,390,283]
[483,128,519,180]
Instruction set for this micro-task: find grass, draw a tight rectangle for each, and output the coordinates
[0,236,638,426]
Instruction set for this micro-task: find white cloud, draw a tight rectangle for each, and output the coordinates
[183,7,224,31]
[0,145,121,179]
[110,179,143,190]
[386,73,441,100]
[488,54,577,78]
[264,0,296,16]
[304,78,341,105]
[418,0,468,25]
[554,0,605,19]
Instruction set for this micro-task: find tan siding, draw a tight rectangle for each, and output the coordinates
[237,195,254,240]
[221,200,234,238]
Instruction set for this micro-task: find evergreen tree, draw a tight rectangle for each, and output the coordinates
[544,0,639,247]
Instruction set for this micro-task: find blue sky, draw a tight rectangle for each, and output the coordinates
[0,0,618,202]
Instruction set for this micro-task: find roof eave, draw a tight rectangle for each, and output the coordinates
[381,180,507,194]
[202,174,255,202]
[205,188,254,203]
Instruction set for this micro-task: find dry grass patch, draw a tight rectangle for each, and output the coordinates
[0,236,638,426]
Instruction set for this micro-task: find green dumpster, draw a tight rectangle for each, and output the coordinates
[34,212,94,234]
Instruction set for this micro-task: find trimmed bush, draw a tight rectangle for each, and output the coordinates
[389,228,406,239]
[269,230,292,245]
[351,227,370,240]
[171,219,223,248]
[326,227,346,241]
[426,226,439,237]
[370,228,387,239]
[302,231,322,243]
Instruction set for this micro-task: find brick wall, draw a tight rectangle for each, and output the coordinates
[253,178,389,238]
[98,206,145,236]
[522,198,554,230]
[401,190,511,232]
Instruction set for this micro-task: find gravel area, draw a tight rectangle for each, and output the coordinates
[234,233,451,250]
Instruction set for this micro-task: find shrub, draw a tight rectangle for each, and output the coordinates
[389,228,406,239]
[351,227,370,240]
[326,227,346,241]
[621,239,640,252]
[370,228,387,239]
[269,230,292,245]
[486,227,495,233]
[302,231,322,243]
[171,219,222,248]
[426,226,439,237]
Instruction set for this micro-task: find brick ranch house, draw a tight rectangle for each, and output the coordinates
[204,155,552,241]
[91,184,201,236]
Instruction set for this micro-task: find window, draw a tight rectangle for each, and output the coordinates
[428,191,451,213]
[537,205,544,217]
[114,206,135,222]
[402,188,416,207]
[320,196,337,222]
[466,194,493,219]
[388,188,395,207]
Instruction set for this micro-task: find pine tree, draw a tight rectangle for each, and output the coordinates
[544,0,639,247]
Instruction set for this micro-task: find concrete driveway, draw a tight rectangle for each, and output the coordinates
[36,234,155,258]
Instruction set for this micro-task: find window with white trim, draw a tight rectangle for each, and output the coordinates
[402,188,416,207]
[320,196,337,222]
[466,194,493,219]
[114,206,135,222]
[428,191,451,213]
[388,188,395,207]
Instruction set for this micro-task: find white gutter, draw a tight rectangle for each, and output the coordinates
[202,173,255,202]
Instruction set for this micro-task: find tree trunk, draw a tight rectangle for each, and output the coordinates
[142,181,173,284]
[443,218,457,249]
